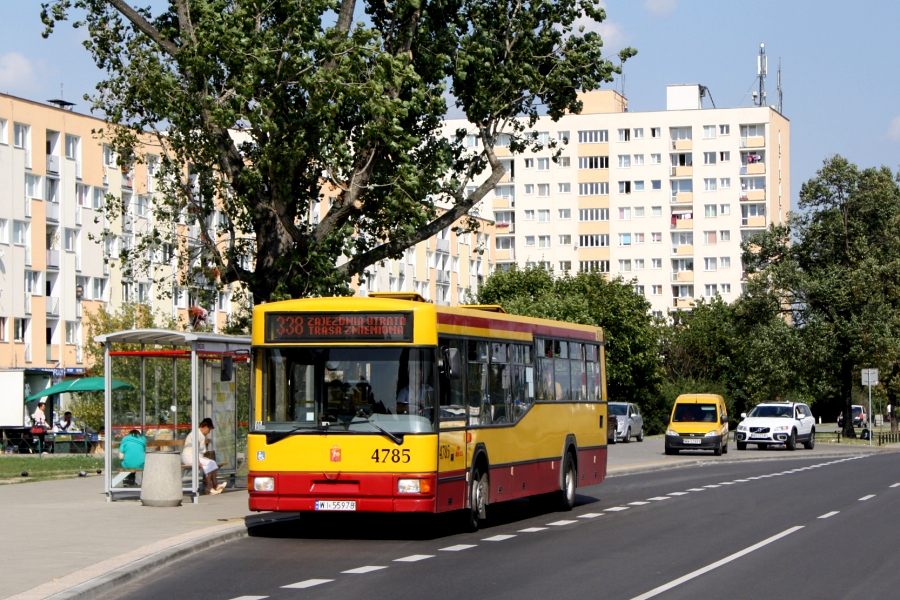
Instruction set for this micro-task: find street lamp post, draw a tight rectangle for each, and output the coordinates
[862,369,878,447]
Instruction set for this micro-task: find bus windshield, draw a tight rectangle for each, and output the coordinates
[261,347,435,434]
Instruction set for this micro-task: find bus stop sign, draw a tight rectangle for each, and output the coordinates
[862,369,878,386]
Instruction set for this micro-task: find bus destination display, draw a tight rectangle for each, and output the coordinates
[265,312,414,343]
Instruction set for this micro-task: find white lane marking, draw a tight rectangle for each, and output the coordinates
[859,495,875,501]
[606,506,629,512]
[734,479,750,482]
[670,491,690,495]
[890,483,900,488]
[578,513,603,518]
[342,566,387,574]
[230,597,268,600]
[703,485,721,488]
[394,555,434,562]
[684,489,703,493]
[647,496,671,501]
[548,519,578,526]
[818,511,839,519]
[483,534,517,541]
[518,527,548,532]
[282,579,333,589]
[719,482,735,485]
[628,501,650,506]
[440,544,477,551]
[630,526,804,600]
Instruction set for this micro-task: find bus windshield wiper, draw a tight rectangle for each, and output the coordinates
[344,419,404,445]
[264,423,330,444]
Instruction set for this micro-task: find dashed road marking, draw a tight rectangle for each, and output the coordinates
[606,506,629,512]
[483,534,517,541]
[703,485,721,488]
[230,597,268,600]
[578,513,603,518]
[890,483,900,488]
[628,501,650,506]
[719,482,736,485]
[282,579,333,589]
[548,520,578,526]
[342,566,387,574]
[394,555,434,562]
[684,489,703,493]
[440,544,477,552]
[859,495,875,501]
[818,511,839,519]
[669,491,690,495]
[518,527,548,533]
[647,496,671,501]
[734,479,749,482]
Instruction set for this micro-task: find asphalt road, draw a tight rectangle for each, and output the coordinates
[101,451,900,600]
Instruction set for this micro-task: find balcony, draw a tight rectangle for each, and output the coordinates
[47,154,61,174]
[741,190,766,201]
[25,293,32,315]
[492,197,513,209]
[672,218,693,230]
[742,216,767,228]
[671,193,693,204]
[740,136,765,149]
[671,140,692,151]
[47,250,60,269]
[672,245,694,256]
[673,298,696,309]
[122,171,134,189]
[436,238,450,253]
[669,166,693,177]
[741,163,766,175]
[46,201,60,222]
[495,221,514,233]
[46,296,60,316]
[46,345,59,362]
[436,269,451,283]
[671,271,694,282]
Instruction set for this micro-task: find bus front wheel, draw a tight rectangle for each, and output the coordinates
[558,453,576,511]
[464,468,488,531]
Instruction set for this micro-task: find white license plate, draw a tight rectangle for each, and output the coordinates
[315,500,356,511]
[750,434,768,439]
[683,439,701,444]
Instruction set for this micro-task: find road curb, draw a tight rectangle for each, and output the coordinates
[16,513,302,600]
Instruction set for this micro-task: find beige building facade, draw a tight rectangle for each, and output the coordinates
[444,84,790,316]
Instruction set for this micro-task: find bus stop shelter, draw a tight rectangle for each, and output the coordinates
[95,330,251,503]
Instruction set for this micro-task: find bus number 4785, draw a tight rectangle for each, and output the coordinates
[371,448,411,463]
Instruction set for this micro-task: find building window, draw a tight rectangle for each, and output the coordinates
[720,257,731,268]
[618,259,632,273]
[0,119,7,145]
[557,156,571,168]
[634,233,645,243]
[537,158,550,171]
[704,178,717,192]
[634,207,645,218]
[559,261,572,271]
[652,259,662,269]
[65,321,78,345]
[0,317,5,342]
[633,154,644,166]
[703,152,717,165]
[719,178,731,189]
[618,233,632,246]
[65,229,77,251]
[558,209,571,219]
[524,158,534,169]
[578,182,609,196]
[579,260,609,273]
[524,184,534,195]
[652,206,662,217]
[578,130,608,143]
[535,131,550,145]
[721,283,732,293]
[93,278,107,301]
[651,232,662,243]
[537,184,550,197]
[703,125,716,139]
[651,285,662,295]
[525,236,535,246]
[704,257,718,271]
[558,182,571,194]
[618,155,631,168]
[13,221,28,245]
[633,180,644,192]
[650,153,661,165]
[92,187,106,209]
[579,208,608,221]
[524,210,535,220]
[558,131,570,142]
[138,282,152,304]
[496,134,511,147]
[720,204,731,215]
[634,259,645,270]
[495,236,513,250]
[25,174,43,199]
[618,181,632,194]
[618,207,631,220]
[651,127,661,138]
[720,230,731,241]
[558,234,571,245]
[704,231,717,244]
[651,180,662,190]
[65,134,80,160]
[741,177,766,192]
[0,219,7,244]
[670,127,692,141]
[538,235,551,248]
[579,156,609,170]
[719,124,730,136]
[14,123,29,149]
[719,151,730,162]
[740,124,765,139]
[579,234,609,248]
[464,134,480,147]
[13,318,27,342]
[634,128,644,140]
[538,209,550,222]
[704,205,717,218]
[704,284,718,297]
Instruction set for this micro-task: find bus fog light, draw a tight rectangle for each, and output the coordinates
[253,477,275,492]
[398,479,424,494]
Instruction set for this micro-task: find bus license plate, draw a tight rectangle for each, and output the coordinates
[315,500,356,511]
[683,439,701,444]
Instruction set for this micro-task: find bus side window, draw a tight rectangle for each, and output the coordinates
[571,343,586,401]
[468,341,489,425]
[438,338,466,428]
[488,343,511,425]
[554,341,571,400]
[585,344,598,400]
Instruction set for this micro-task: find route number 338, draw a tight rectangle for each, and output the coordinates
[371,448,411,463]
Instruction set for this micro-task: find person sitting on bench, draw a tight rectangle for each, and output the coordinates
[182,418,226,495]
[119,429,146,485]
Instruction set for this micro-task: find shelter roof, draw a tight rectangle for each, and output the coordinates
[94,329,250,347]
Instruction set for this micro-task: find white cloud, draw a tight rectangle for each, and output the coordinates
[0,52,39,95]
[887,117,900,141]
[645,0,676,17]
[572,2,630,54]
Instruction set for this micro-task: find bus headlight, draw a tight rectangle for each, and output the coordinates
[398,479,432,494]
[253,477,275,492]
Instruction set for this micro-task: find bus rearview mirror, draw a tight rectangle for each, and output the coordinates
[443,347,462,380]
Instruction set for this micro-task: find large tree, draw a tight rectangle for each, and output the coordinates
[743,156,900,436]
[474,266,666,431]
[41,0,635,303]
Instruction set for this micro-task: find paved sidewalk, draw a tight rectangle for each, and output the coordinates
[2,441,893,600]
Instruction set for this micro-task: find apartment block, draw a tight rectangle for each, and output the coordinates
[443,84,789,316]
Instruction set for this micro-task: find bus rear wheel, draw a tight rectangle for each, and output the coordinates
[464,468,488,531]
[557,453,576,511]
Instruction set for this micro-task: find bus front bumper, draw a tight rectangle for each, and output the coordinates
[248,472,438,513]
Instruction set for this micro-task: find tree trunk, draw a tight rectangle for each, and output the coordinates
[841,357,856,438]
[889,363,899,434]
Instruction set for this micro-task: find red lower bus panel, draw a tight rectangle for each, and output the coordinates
[249,472,436,513]
[577,447,607,487]
[437,470,467,513]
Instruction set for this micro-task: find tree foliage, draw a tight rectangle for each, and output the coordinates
[475,266,666,430]
[743,155,900,435]
[41,0,634,303]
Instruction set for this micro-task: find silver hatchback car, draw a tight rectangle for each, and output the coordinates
[608,402,644,442]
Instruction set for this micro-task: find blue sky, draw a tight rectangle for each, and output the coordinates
[2,0,898,208]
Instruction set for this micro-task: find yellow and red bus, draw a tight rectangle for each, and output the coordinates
[247,293,610,528]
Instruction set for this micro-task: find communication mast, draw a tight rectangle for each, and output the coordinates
[752,43,767,107]
[776,58,783,114]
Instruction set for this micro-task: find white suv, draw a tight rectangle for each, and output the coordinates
[735,402,816,451]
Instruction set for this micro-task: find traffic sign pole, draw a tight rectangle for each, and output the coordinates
[862,369,879,446]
